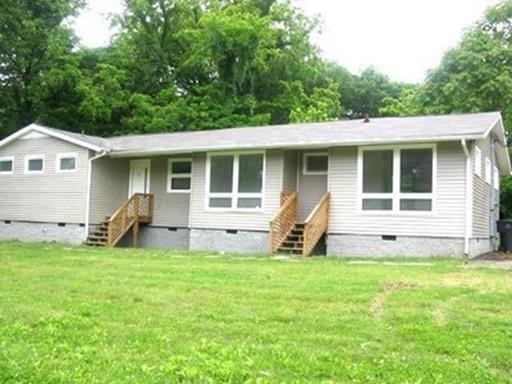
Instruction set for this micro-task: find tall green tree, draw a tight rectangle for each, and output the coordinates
[0,0,84,136]
[421,0,512,127]
[105,0,337,133]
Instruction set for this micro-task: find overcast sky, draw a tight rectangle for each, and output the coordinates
[73,0,501,84]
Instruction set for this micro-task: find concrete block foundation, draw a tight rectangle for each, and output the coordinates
[189,228,268,254]
[468,238,493,258]
[0,220,85,245]
[326,233,466,258]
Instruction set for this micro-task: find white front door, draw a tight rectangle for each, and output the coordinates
[129,159,151,196]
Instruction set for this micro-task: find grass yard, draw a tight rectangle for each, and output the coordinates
[0,242,511,383]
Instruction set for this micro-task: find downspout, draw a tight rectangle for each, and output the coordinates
[83,150,109,241]
[461,139,472,256]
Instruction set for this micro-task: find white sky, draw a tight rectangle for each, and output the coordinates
[73,0,501,84]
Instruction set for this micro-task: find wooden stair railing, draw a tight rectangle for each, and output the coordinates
[107,193,154,247]
[269,192,298,254]
[302,192,330,256]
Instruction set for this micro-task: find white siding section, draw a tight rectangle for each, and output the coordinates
[0,135,89,223]
[149,156,190,227]
[297,151,328,221]
[472,138,493,238]
[189,150,282,231]
[282,150,298,192]
[328,142,466,237]
[89,157,130,224]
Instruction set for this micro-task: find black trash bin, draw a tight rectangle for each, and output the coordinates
[497,220,512,251]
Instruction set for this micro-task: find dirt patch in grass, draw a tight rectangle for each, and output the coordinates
[432,293,471,327]
[369,281,418,320]
[466,260,512,270]
[475,251,512,261]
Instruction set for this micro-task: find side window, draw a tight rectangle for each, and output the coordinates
[56,153,77,172]
[168,159,192,192]
[0,157,14,174]
[485,158,491,184]
[474,147,482,177]
[494,166,500,190]
[25,155,44,174]
[304,153,328,175]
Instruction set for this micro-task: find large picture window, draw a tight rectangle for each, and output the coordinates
[207,152,264,210]
[360,145,435,212]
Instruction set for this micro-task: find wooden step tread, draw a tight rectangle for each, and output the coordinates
[87,236,107,241]
[282,241,303,247]
[86,239,106,243]
[85,241,107,247]
[278,246,304,251]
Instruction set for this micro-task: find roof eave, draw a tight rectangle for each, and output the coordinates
[484,114,512,175]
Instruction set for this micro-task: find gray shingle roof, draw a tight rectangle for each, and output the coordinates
[40,126,112,149]
[33,112,501,155]
[102,112,501,155]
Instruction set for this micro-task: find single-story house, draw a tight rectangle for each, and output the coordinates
[0,112,509,257]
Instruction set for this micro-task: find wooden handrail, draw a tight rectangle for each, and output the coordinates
[269,192,298,254]
[303,192,330,256]
[107,193,154,247]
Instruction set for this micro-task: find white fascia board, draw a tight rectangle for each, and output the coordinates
[0,123,104,153]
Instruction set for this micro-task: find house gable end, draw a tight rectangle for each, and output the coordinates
[0,124,104,153]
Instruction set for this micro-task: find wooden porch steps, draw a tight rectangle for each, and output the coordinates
[85,193,154,248]
[277,223,305,255]
[85,218,109,247]
[270,192,330,257]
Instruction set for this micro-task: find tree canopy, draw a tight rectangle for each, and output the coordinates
[0,0,413,138]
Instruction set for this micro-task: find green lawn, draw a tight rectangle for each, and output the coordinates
[0,242,511,383]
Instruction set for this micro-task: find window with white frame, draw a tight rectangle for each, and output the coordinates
[25,155,44,173]
[474,147,482,177]
[207,152,264,210]
[494,166,500,190]
[360,146,435,212]
[56,153,77,172]
[168,158,192,192]
[485,157,491,184]
[0,157,14,174]
[303,153,328,175]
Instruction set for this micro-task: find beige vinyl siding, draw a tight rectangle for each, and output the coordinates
[189,150,282,231]
[149,156,190,227]
[90,156,191,227]
[472,138,492,238]
[328,142,466,237]
[89,157,130,224]
[0,135,89,223]
[282,150,298,192]
[297,151,328,221]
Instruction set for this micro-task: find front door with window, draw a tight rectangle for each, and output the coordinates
[129,159,151,196]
